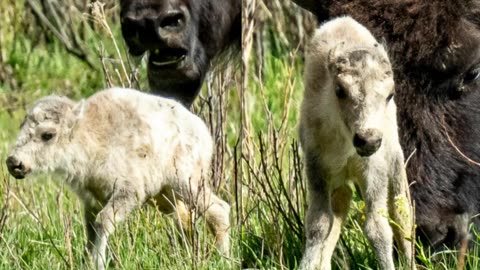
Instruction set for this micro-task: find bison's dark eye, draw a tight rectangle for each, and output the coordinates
[464,67,480,84]
[335,85,347,99]
[41,132,55,142]
[386,93,394,102]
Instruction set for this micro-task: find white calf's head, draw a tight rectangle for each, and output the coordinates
[6,95,84,179]
[329,44,394,156]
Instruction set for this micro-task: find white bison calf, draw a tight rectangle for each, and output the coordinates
[299,17,414,270]
[6,88,230,269]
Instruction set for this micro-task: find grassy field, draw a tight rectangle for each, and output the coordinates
[1,0,480,269]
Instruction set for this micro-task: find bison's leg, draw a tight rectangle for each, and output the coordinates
[300,171,333,269]
[388,158,415,269]
[331,184,352,236]
[197,188,230,256]
[84,203,101,259]
[174,181,231,256]
[300,186,350,270]
[361,171,395,270]
[92,190,140,270]
[154,188,195,246]
[300,165,350,269]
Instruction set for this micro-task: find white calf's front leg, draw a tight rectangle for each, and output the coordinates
[300,187,334,270]
[362,176,395,270]
[300,155,352,270]
[91,190,141,270]
[300,155,333,270]
[300,185,352,270]
[84,203,100,259]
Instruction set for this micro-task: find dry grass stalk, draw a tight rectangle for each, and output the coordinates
[25,0,97,69]
[88,1,131,87]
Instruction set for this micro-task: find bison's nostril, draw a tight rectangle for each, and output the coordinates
[17,162,25,171]
[159,12,185,31]
[353,134,367,147]
[6,156,19,169]
[8,158,24,170]
[353,133,383,157]
[6,156,27,179]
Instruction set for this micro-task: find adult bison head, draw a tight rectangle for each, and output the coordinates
[119,0,240,107]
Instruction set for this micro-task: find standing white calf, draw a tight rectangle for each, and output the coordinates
[299,17,414,270]
[6,88,230,269]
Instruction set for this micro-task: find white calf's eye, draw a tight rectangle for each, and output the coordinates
[41,132,55,142]
[386,93,394,102]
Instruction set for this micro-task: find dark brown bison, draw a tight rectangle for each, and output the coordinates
[294,0,480,251]
[119,0,241,107]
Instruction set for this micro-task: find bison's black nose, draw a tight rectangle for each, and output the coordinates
[6,156,28,179]
[353,130,383,157]
[158,11,185,33]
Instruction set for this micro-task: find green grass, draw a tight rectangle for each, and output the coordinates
[1,1,480,269]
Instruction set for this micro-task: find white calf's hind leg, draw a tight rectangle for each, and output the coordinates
[331,185,353,229]
[174,173,231,256]
[155,188,195,244]
[199,189,231,256]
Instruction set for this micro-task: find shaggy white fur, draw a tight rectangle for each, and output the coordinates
[7,88,230,270]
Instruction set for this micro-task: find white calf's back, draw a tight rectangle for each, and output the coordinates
[65,88,213,195]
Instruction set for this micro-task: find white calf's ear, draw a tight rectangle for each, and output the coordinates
[72,99,85,118]
[328,42,348,71]
[32,106,46,121]
[67,99,85,128]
